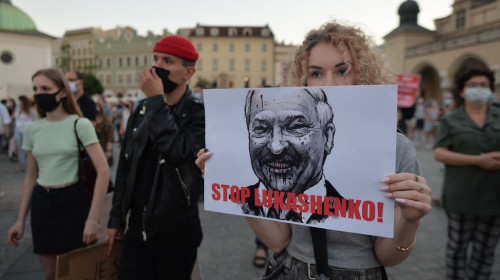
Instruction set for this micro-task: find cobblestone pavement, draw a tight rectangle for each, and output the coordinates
[1,145,499,279]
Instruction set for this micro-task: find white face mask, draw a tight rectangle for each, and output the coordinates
[68,81,79,94]
[464,87,494,105]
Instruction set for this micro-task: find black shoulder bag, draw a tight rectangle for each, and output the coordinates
[74,118,114,202]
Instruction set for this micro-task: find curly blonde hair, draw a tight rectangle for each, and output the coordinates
[291,22,387,86]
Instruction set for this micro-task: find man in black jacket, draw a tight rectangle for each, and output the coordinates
[107,35,204,280]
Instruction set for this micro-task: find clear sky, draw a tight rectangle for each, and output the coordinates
[13,0,454,45]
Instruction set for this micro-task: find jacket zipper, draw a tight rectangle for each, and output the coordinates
[142,205,147,241]
[176,168,191,207]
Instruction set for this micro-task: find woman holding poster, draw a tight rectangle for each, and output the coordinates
[434,68,500,280]
[197,21,432,279]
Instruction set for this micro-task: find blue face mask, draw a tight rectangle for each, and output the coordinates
[193,92,202,100]
[464,87,494,105]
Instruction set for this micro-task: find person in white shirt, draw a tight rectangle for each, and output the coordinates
[14,96,38,171]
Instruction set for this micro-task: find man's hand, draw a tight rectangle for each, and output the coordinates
[105,228,124,256]
[138,68,164,98]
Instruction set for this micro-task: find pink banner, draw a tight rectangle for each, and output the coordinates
[397,74,421,108]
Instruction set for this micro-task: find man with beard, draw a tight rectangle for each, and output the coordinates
[242,87,345,224]
[107,35,205,279]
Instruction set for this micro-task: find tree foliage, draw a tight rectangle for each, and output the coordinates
[83,73,104,95]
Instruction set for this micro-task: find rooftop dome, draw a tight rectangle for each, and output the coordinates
[0,0,37,31]
[398,0,420,15]
[398,0,420,26]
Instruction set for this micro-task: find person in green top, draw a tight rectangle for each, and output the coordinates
[7,69,110,280]
[434,67,500,280]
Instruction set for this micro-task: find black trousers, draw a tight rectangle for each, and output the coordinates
[118,213,202,280]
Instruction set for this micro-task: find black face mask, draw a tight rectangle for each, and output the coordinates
[153,66,178,93]
[34,89,63,112]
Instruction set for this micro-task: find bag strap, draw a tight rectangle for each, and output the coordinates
[73,118,85,155]
[311,228,389,280]
[310,227,330,279]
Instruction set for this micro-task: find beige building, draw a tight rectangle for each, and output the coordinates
[61,27,97,73]
[384,0,500,101]
[0,0,54,99]
[182,25,276,88]
[275,44,298,87]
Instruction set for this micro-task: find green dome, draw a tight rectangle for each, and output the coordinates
[0,0,36,31]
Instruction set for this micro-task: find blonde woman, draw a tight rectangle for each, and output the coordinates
[7,69,110,280]
[197,22,432,279]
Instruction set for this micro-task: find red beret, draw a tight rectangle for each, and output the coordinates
[153,35,199,61]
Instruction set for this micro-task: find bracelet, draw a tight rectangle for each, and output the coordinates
[392,237,416,252]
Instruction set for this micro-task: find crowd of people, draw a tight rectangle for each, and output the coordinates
[2,20,499,280]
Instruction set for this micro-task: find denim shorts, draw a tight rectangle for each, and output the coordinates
[262,250,386,280]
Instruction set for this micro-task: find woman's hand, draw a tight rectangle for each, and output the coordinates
[195,148,213,176]
[477,152,500,170]
[82,219,99,244]
[7,220,25,247]
[380,173,432,223]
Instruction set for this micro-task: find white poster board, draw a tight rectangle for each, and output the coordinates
[203,85,397,238]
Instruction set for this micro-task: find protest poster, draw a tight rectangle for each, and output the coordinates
[203,85,397,238]
[55,241,121,280]
[397,74,421,108]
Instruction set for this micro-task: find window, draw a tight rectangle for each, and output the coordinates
[228,28,237,36]
[118,74,123,85]
[261,60,267,71]
[456,9,466,29]
[144,55,148,66]
[197,43,203,51]
[83,49,86,56]
[243,28,252,37]
[198,60,203,70]
[1,51,13,64]
[229,60,235,71]
[119,57,123,67]
[213,60,218,70]
[210,28,219,36]
[127,57,131,67]
[245,60,250,71]
[106,74,111,85]
[229,43,235,52]
[245,44,250,52]
[89,48,93,55]
[106,58,110,68]
[262,44,267,52]
[126,74,132,84]
[196,28,205,36]
[261,28,270,37]
[135,56,139,66]
[213,43,218,52]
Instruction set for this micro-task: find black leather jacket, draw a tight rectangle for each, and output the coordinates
[108,87,205,239]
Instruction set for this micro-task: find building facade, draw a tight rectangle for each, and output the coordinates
[274,43,298,87]
[384,0,500,101]
[0,0,54,99]
[93,27,165,99]
[182,25,276,88]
